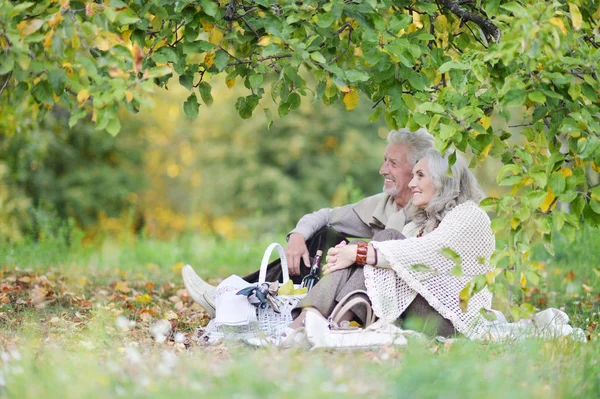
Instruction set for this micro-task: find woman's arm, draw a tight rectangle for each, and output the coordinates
[322,242,388,275]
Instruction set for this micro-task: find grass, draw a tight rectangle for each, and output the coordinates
[0,228,599,398]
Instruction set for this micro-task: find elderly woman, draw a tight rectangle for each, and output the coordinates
[289,149,495,338]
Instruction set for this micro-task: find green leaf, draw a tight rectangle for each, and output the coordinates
[450,264,463,278]
[528,91,546,103]
[183,40,214,54]
[439,124,456,140]
[369,106,383,122]
[310,52,327,64]
[106,116,121,136]
[248,73,263,89]
[200,0,219,17]
[213,50,229,72]
[568,84,581,100]
[417,102,444,114]
[288,92,301,110]
[438,61,470,74]
[31,80,54,105]
[548,172,566,195]
[410,264,434,272]
[523,190,547,209]
[115,8,140,25]
[183,93,200,119]
[441,247,462,266]
[0,57,14,75]
[198,81,213,106]
[179,74,194,90]
[236,94,260,119]
[8,2,34,18]
[345,70,370,82]
[264,108,273,129]
[500,2,527,17]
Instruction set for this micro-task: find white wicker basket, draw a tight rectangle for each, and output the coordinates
[255,243,307,337]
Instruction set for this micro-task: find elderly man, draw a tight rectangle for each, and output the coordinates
[182,128,434,317]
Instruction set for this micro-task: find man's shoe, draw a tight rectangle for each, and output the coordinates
[182,265,217,318]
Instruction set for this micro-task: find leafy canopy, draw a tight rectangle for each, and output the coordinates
[1,0,600,315]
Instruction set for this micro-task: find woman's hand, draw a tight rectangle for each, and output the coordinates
[322,242,357,275]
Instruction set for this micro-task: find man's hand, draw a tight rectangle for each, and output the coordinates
[285,233,310,276]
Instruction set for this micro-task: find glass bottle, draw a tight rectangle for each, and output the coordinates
[301,250,322,291]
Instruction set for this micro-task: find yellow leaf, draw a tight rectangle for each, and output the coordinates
[593,162,600,173]
[582,283,594,293]
[559,167,573,177]
[17,19,44,37]
[135,294,153,304]
[343,90,359,111]
[43,29,54,50]
[204,51,215,68]
[71,34,80,50]
[549,17,567,35]
[480,143,492,159]
[338,86,352,93]
[208,27,223,44]
[520,272,527,288]
[485,268,502,285]
[540,189,556,213]
[77,89,90,103]
[48,12,64,28]
[60,0,70,8]
[114,281,131,294]
[0,35,8,51]
[257,36,271,46]
[510,217,520,230]
[480,116,491,130]
[171,262,184,274]
[125,90,134,102]
[569,3,583,30]
[412,11,423,28]
[225,76,236,88]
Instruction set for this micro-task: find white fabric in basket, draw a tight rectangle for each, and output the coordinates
[214,275,257,326]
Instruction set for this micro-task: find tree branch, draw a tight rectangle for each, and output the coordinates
[329,24,353,64]
[0,71,12,97]
[438,0,501,42]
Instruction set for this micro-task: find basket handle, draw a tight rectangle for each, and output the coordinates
[258,243,289,284]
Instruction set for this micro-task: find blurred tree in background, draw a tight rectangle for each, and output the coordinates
[129,79,387,239]
[0,107,147,242]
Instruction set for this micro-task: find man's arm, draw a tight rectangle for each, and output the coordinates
[285,199,379,275]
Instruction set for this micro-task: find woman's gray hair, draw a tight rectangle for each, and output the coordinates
[387,128,434,164]
[412,149,486,233]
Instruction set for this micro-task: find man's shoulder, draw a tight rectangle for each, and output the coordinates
[351,193,394,209]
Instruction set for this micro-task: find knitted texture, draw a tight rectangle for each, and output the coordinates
[364,201,495,339]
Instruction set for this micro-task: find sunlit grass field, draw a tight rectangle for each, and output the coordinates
[0,228,599,398]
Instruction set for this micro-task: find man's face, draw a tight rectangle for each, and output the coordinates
[379,144,414,207]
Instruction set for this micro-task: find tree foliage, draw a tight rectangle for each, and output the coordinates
[2,0,600,314]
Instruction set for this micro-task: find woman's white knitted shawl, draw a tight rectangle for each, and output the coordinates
[364,201,495,338]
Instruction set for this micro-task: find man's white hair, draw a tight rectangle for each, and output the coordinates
[387,128,435,164]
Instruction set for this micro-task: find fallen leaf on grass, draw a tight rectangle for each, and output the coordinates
[114,281,131,293]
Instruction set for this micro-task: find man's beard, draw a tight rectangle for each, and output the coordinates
[383,184,400,196]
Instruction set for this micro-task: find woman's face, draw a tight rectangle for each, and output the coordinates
[408,158,437,209]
